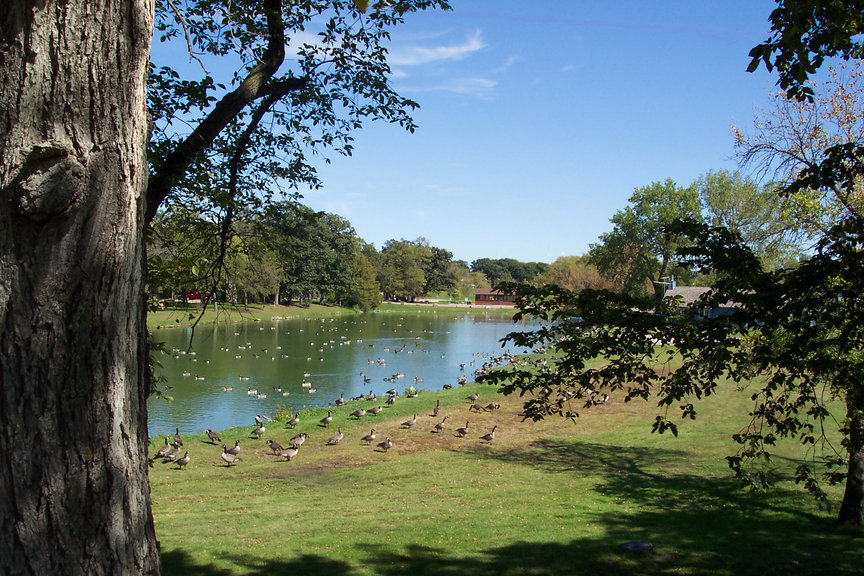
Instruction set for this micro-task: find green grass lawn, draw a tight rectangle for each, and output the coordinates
[149,376,861,575]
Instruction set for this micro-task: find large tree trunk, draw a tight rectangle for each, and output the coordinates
[838,386,864,526]
[0,2,159,574]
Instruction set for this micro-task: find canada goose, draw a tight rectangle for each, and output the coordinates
[266,439,285,453]
[164,442,181,460]
[385,388,397,396]
[433,416,449,433]
[484,402,500,412]
[432,399,440,417]
[319,410,332,427]
[360,429,376,444]
[335,393,346,406]
[365,390,376,401]
[155,436,172,459]
[466,393,479,402]
[469,403,485,412]
[206,429,221,444]
[442,383,453,390]
[226,440,241,455]
[327,428,344,445]
[401,414,417,428]
[289,432,308,449]
[368,406,383,415]
[385,395,396,405]
[173,428,183,446]
[455,421,469,437]
[280,447,299,461]
[255,414,264,425]
[287,413,300,428]
[220,446,240,466]
[376,437,393,452]
[174,451,190,469]
[480,425,497,442]
[251,424,266,438]
[350,408,366,419]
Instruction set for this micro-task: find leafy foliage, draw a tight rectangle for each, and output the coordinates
[589,178,700,299]
[483,216,864,523]
[748,0,864,101]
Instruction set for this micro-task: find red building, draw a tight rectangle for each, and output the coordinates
[473,288,516,306]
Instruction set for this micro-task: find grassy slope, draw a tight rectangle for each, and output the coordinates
[150,372,860,575]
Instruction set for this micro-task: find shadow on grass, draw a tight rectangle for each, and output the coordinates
[160,441,861,576]
[160,549,357,576]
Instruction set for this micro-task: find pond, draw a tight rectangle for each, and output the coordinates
[148,309,537,437]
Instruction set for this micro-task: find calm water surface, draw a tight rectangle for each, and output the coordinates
[148,309,536,436]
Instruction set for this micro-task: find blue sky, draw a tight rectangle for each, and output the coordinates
[302,1,781,264]
[154,1,783,264]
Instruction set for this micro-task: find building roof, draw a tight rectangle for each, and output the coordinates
[663,286,713,306]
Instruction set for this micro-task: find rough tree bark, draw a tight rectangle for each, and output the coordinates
[0,2,159,574]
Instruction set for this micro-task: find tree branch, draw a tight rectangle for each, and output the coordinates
[145,0,305,224]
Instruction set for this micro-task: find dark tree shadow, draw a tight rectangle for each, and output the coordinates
[161,549,357,576]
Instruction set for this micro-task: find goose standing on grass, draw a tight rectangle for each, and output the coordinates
[335,393,346,406]
[401,413,417,428]
[173,428,183,446]
[350,408,366,419]
[368,406,383,416]
[480,425,497,442]
[164,442,181,460]
[432,399,440,417]
[174,451,190,469]
[433,416,449,433]
[319,410,332,427]
[287,413,300,428]
[327,428,344,445]
[227,440,241,455]
[289,432,308,449]
[466,393,479,402]
[455,421,470,437]
[206,429,221,444]
[281,447,299,461]
[251,424,266,438]
[266,439,285,454]
[220,445,240,466]
[360,429,376,444]
[154,436,172,459]
[255,414,264,426]
[376,437,393,452]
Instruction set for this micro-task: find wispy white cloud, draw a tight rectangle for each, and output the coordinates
[388,30,485,67]
[400,76,497,99]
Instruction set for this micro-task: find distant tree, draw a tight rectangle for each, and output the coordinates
[537,255,615,292]
[695,170,802,270]
[734,61,864,235]
[424,245,457,294]
[470,258,510,285]
[378,239,430,301]
[470,257,547,286]
[342,242,382,311]
[589,178,701,300]
[450,261,490,302]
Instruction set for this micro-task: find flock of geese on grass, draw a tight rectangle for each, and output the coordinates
[152,352,522,469]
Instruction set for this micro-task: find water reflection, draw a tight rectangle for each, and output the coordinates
[148,310,535,436]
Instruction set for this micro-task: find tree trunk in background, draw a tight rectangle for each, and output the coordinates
[838,387,864,526]
[0,2,159,574]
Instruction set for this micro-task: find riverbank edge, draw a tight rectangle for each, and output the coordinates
[148,301,516,331]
